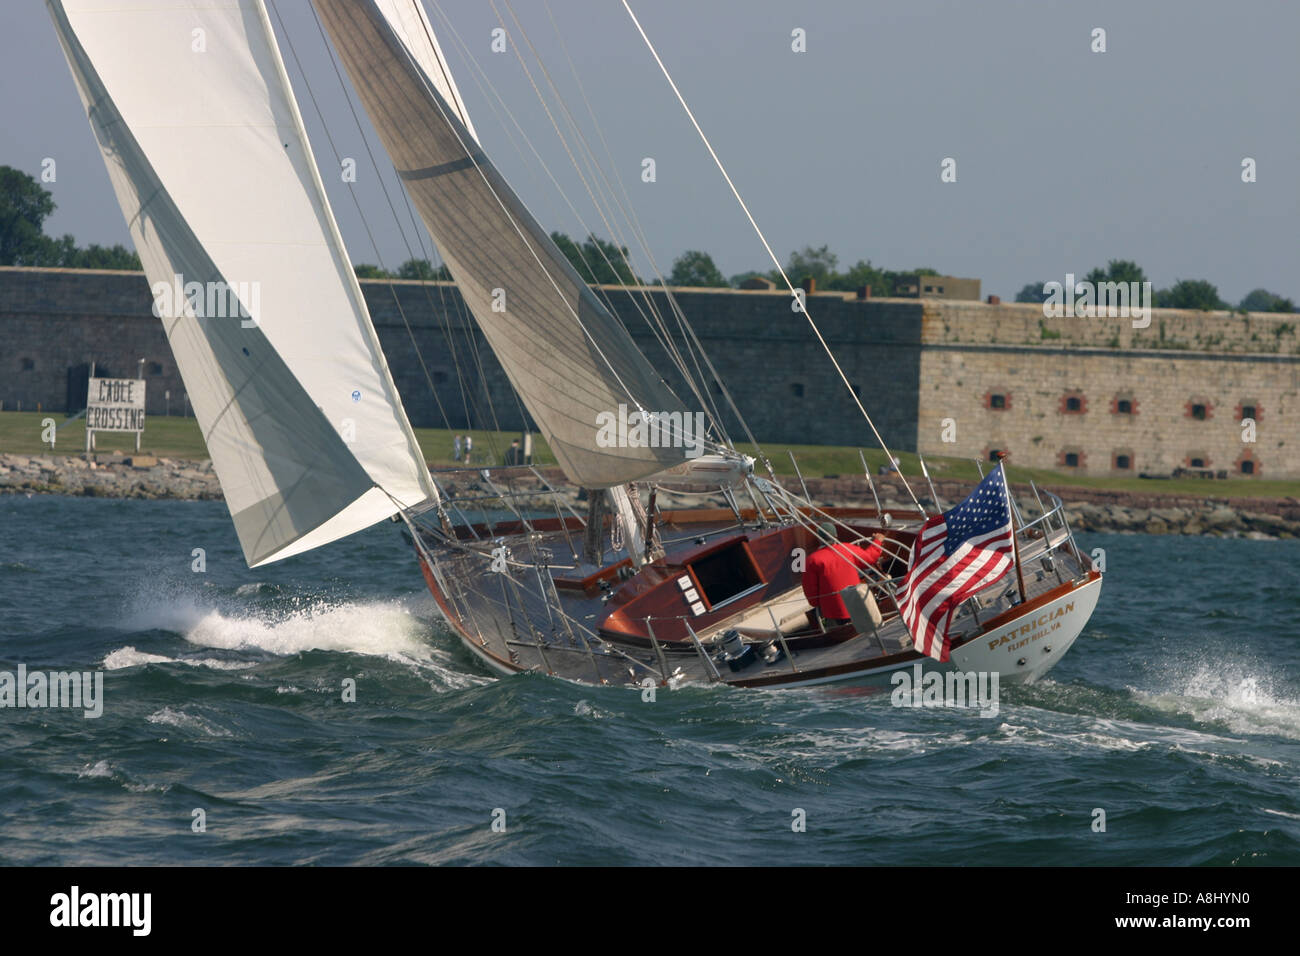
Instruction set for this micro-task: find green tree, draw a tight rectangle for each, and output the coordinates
[353,263,392,279]
[1015,281,1051,303]
[61,241,140,270]
[822,258,886,293]
[786,244,838,285]
[1,165,57,265]
[1239,288,1297,313]
[668,249,726,287]
[550,231,639,285]
[728,257,945,294]
[397,258,451,281]
[1,166,142,269]
[1157,279,1224,311]
[32,233,77,267]
[1084,259,1148,287]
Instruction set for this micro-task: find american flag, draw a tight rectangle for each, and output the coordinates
[898,464,1015,661]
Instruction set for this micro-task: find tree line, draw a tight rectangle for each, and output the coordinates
[1015,259,1295,314]
[0,166,140,270]
[3,165,1293,313]
[379,236,1298,317]
[356,237,941,298]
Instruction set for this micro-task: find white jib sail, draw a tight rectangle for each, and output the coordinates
[315,0,704,488]
[48,0,436,567]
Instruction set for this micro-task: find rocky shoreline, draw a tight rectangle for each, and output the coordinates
[0,453,221,500]
[3,453,1298,539]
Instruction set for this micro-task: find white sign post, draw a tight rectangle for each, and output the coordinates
[86,377,146,454]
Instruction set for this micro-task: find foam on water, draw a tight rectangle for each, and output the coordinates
[103,647,173,669]
[186,601,432,662]
[120,586,430,661]
[1133,662,1300,741]
[146,706,232,737]
[76,759,171,794]
[11,497,1299,865]
[115,583,489,690]
[103,646,255,671]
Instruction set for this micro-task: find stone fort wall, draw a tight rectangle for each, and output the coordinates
[2,267,1296,477]
[916,301,1300,478]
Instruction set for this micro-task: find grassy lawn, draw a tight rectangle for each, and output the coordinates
[0,411,551,468]
[732,441,1300,499]
[3,410,1297,499]
[0,410,211,460]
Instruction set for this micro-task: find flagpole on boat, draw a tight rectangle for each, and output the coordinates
[997,453,1028,605]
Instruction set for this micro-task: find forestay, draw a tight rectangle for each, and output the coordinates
[313,0,703,488]
[48,0,436,567]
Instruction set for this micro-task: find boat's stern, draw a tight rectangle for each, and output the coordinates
[949,571,1103,683]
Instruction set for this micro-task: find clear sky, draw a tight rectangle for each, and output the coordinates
[7,0,1298,303]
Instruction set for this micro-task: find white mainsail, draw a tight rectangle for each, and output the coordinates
[313,0,704,488]
[48,0,436,567]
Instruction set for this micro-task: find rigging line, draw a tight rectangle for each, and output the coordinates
[498,0,729,442]
[273,0,455,437]
[361,3,717,457]
[384,165,482,435]
[305,3,497,455]
[377,137,513,453]
[310,5,509,469]
[389,159,525,462]
[390,173,513,456]
[539,0,763,461]
[425,1,728,465]
[405,34,606,469]
[620,0,924,512]
[358,2,720,459]
[406,231,525,448]
[395,200,493,439]
[376,0,525,447]
[414,10,579,446]
[381,53,528,448]
[501,0,724,438]
[395,7,553,463]
[497,1,671,331]
[428,0,657,385]
[446,0,715,436]
[533,0,731,441]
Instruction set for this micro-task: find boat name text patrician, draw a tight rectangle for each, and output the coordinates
[987,601,1075,652]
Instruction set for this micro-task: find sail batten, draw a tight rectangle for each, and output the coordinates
[314,0,703,488]
[49,0,435,567]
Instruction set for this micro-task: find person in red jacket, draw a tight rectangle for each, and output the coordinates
[801,523,888,626]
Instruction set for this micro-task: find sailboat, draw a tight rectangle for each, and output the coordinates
[48,0,1102,691]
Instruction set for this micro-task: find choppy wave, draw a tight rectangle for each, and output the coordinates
[112,584,489,692]
[5,498,1300,865]
[145,706,233,737]
[103,646,256,671]
[1132,662,1300,741]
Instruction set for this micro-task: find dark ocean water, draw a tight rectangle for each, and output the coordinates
[2,494,1299,866]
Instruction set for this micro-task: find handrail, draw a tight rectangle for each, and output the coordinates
[1013,491,1067,535]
